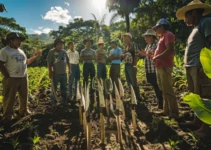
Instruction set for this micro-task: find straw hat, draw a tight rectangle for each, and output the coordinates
[97,37,104,45]
[176,0,211,20]
[123,33,132,39]
[142,29,156,37]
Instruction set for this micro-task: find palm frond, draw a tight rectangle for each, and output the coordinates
[110,13,120,25]
[100,14,107,25]
[90,13,98,21]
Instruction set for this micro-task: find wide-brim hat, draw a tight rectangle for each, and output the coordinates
[6,32,26,41]
[123,33,132,39]
[152,18,170,29]
[97,37,104,45]
[176,0,211,20]
[142,29,156,37]
[83,38,94,45]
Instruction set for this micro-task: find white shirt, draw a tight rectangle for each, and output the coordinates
[67,49,79,64]
[0,46,27,77]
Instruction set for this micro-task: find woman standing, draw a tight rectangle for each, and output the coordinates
[140,29,163,109]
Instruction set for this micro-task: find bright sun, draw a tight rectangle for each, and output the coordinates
[92,0,107,10]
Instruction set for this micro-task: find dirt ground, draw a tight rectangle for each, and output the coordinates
[0,83,211,150]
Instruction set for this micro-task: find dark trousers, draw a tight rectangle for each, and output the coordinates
[97,63,106,79]
[83,62,95,90]
[125,64,141,101]
[51,74,67,104]
[146,72,163,106]
[110,64,120,95]
[69,64,80,98]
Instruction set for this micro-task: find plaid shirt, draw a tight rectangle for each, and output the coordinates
[144,41,157,73]
[123,42,139,64]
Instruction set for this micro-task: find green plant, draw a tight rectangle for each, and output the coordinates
[168,138,180,150]
[10,137,19,149]
[31,135,41,145]
[183,93,211,125]
[200,47,211,78]
[187,131,199,145]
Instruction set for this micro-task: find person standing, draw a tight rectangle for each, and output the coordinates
[122,33,142,101]
[0,32,41,125]
[80,38,96,91]
[47,38,70,106]
[108,40,122,94]
[176,0,211,136]
[152,18,179,119]
[96,37,107,80]
[140,29,163,109]
[67,42,80,101]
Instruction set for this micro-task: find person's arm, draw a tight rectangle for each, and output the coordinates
[153,42,174,60]
[0,61,10,78]
[26,50,41,65]
[46,50,53,79]
[109,48,122,60]
[66,52,71,74]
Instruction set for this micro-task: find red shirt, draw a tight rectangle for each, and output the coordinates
[154,31,175,68]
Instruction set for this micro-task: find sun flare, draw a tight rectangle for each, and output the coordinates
[92,0,107,10]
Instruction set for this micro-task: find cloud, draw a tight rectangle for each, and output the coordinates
[42,6,72,24]
[64,2,70,6]
[32,27,53,35]
[74,16,82,19]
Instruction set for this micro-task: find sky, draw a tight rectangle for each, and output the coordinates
[0,0,114,34]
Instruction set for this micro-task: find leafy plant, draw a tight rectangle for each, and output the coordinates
[31,135,41,145]
[10,137,19,149]
[168,139,180,150]
[200,47,211,78]
[183,93,211,125]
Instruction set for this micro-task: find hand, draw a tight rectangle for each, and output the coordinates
[139,50,146,56]
[33,50,42,57]
[120,54,125,58]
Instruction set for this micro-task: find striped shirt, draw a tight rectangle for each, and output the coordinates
[144,41,157,73]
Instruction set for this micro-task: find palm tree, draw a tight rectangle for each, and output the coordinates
[106,0,140,32]
[90,13,107,38]
[0,3,7,12]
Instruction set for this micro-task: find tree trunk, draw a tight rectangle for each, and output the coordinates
[125,13,130,32]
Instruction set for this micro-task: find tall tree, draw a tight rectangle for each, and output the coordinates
[106,0,141,32]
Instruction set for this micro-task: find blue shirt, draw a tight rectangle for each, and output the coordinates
[109,47,122,64]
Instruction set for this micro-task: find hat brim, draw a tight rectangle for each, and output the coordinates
[97,42,104,45]
[83,39,94,45]
[176,4,211,20]
[142,33,156,37]
[123,34,132,39]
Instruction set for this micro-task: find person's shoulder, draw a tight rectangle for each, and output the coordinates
[165,31,175,38]
[0,46,10,52]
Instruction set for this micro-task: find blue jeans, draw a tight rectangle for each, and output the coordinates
[97,63,106,79]
[69,64,80,98]
[51,74,67,104]
[83,62,95,87]
[125,64,141,100]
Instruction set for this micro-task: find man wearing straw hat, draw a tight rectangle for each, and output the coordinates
[140,29,163,109]
[176,0,211,137]
[96,37,107,80]
[122,33,142,101]
[0,32,41,125]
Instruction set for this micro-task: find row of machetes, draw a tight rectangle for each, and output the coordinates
[75,78,137,150]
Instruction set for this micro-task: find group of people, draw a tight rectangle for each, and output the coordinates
[0,0,211,137]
